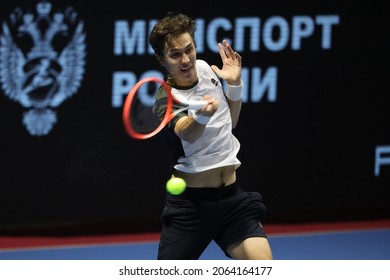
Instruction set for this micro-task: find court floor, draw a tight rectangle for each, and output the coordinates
[0,219,389,260]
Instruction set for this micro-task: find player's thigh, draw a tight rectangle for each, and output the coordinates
[158,198,213,259]
[227,237,273,260]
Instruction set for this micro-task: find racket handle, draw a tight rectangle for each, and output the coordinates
[188,100,208,110]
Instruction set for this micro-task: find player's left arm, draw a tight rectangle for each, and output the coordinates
[210,39,243,128]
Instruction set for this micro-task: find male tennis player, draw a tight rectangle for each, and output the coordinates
[149,12,273,260]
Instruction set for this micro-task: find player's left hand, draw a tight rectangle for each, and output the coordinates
[210,39,242,86]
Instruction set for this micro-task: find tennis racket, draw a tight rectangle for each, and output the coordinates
[122,77,208,140]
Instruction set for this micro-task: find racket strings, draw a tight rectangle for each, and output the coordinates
[123,77,192,140]
[129,85,160,135]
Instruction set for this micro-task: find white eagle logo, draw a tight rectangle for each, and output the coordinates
[0,1,86,136]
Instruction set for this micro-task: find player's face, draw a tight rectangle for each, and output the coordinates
[162,33,197,87]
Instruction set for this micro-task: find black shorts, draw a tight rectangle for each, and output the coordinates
[157,182,268,260]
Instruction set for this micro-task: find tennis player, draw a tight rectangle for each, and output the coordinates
[149,12,273,260]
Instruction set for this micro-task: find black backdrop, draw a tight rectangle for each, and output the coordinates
[0,0,389,235]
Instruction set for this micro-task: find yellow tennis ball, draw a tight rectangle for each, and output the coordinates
[166,177,186,195]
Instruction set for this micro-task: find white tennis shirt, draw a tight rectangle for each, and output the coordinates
[171,59,241,173]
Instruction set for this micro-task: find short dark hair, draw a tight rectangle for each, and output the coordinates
[149,12,196,57]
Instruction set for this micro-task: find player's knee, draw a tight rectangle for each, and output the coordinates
[228,237,273,260]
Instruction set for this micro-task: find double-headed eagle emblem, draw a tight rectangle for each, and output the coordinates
[0,1,86,136]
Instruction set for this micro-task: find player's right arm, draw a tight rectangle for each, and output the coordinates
[174,96,218,142]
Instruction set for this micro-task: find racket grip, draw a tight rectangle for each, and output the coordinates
[188,100,208,110]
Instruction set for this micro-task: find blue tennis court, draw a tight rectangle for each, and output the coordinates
[1,220,389,260]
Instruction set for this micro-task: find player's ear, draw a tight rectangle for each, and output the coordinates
[156,55,166,67]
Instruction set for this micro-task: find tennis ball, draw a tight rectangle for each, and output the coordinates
[166,177,186,195]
